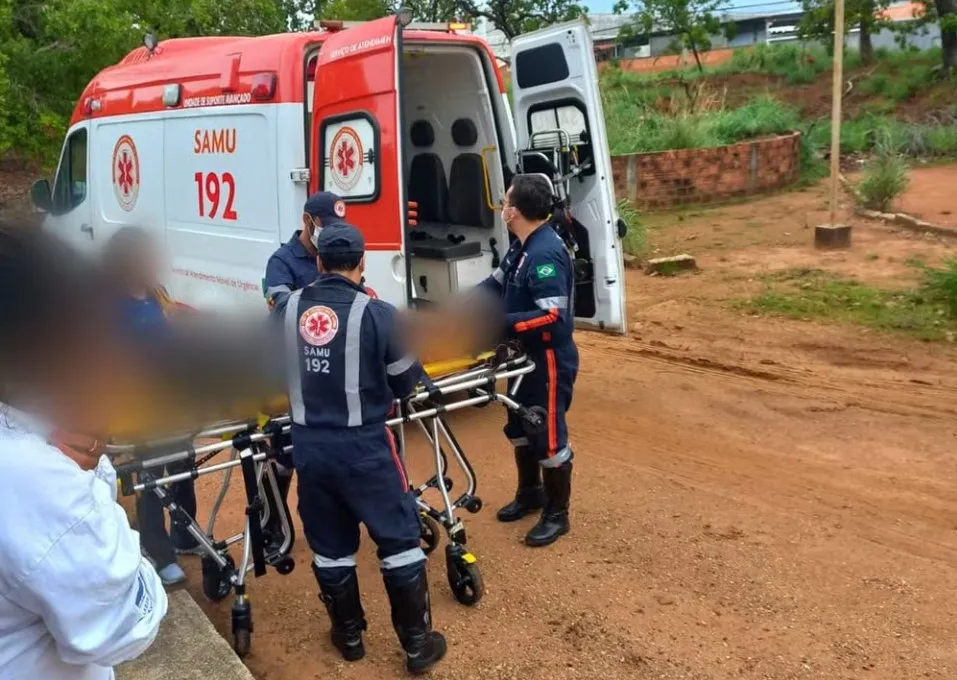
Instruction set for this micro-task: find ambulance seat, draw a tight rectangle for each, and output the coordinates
[447,118,495,230]
[407,120,448,223]
[407,119,482,262]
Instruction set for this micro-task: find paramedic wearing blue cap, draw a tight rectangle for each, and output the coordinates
[284,223,446,675]
[264,191,349,313]
[262,191,347,549]
[478,175,578,547]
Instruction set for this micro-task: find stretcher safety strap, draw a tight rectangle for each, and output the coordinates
[284,290,306,425]
[345,293,371,427]
[313,553,358,569]
[380,547,427,570]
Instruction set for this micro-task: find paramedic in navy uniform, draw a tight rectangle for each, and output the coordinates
[479,174,579,547]
[262,190,348,549]
[283,223,447,675]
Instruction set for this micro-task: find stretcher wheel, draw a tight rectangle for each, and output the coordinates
[463,497,483,514]
[233,628,251,658]
[420,514,441,555]
[201,554,235,602]
[445,544,483,606]
[442,477,454,492]
[274,556,296,575]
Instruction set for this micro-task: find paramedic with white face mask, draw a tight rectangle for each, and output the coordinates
[0,217,167,679]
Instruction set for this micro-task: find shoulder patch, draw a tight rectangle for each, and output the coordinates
[299,305,340,346]
[535,263,557,279]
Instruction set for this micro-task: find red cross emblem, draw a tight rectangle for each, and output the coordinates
[328,126,364,191]
[299,305,339,346]
[111,135,140,212]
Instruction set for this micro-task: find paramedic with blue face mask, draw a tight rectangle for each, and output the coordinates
[478,174,579,548]
[284,223,447,675]
[0,218,166,680]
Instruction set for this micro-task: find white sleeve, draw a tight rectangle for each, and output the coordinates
[11,461,168,667]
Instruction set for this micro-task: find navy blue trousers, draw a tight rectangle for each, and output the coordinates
[503,345,578,465]
[292,425,424,575]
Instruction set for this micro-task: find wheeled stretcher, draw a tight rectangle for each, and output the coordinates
[106,345,539,658]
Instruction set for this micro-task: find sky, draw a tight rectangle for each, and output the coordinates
[586,0,801,14]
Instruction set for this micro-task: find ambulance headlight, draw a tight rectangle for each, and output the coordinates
[397,7,413,27]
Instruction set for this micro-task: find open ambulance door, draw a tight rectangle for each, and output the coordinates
[310,15,409,308]
[510,19,627,334]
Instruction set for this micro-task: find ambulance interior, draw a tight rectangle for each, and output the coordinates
[399,45,511,306]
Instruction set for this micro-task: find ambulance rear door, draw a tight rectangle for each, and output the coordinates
[310,15,408,308]
[510,19,627,334]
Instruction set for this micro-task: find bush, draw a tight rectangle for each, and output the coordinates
[856,132,910,212]
[921,259,957,319]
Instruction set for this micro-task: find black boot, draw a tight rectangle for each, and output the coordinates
[525,461,572,547]
[384,568,447,675]
[315,567,367,662]
[496,446,544,523]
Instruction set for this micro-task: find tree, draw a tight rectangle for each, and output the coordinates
[921,0,957,70]
[454,0,587,40]
[797,0,892,64]
[613,0,733,72]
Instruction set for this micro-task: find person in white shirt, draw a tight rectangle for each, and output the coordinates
[0,216,167,680]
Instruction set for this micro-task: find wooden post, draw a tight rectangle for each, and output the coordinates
[817,0,852,249]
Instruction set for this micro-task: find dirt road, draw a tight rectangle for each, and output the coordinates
[181,182,957,680]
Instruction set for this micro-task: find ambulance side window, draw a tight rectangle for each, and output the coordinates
[52,129,89,214]
[319,113,380,203]
[528,101,595,176]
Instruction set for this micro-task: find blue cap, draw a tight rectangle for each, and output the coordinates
[303,191,348,226]
[315,223,365,258]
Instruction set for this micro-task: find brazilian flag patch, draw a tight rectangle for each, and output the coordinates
[536,263,557,279]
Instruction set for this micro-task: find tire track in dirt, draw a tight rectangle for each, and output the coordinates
[580,334,957,420]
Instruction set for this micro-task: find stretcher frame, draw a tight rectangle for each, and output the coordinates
[107,347,537,658]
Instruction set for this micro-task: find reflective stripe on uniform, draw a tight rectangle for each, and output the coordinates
[540,446,572,468]
[266,284,292,298]
[386,354,416,376]
[380,547,426,571]
[508,436,529,446]
[345,293,371,427]
[535,296,568,311]
[491,268,505,284]
[313,553,358,569]
[284,290,306,425]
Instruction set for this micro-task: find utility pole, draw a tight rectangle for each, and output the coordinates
[816,0,852,249]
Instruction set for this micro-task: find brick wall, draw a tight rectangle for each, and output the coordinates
[611,132,802,211]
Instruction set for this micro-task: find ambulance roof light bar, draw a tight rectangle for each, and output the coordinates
[315,18,469,32]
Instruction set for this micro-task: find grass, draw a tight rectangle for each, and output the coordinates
[856,131,910,211]
[739,267,957,341]
[617,198,647,257]
[600,44,957,162]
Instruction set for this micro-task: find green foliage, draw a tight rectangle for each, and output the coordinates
[856,130,910,211]
[920,258,957,318]
[726,43,830,83]
[602,85,801,155]
[453,0,586,39]
[617,198,647,256]
[798,0,892,64]
[741,268,956,341]
[614,0,732,71]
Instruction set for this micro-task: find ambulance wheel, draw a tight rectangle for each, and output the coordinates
[464,496,483,514]
[201,554,235,602]
[445,545,483,606]
[274,556,296,576]
[233,628,251,658]
[420,514,441,555]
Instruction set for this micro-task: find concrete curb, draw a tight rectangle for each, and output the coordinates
[839,172,957,239]
[116,590,254,680]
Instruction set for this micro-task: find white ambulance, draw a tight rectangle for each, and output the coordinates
[31,14,628,332]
